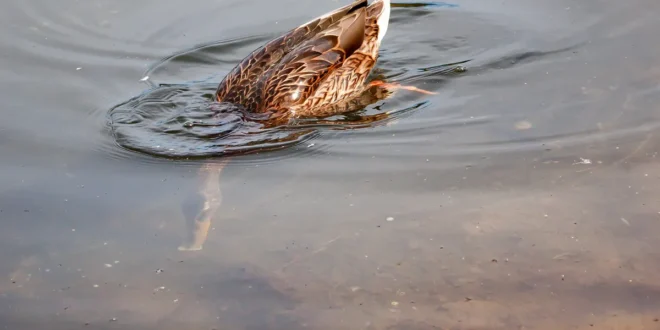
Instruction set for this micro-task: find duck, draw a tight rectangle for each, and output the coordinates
[215,0,433,123]
[178,0,435,252]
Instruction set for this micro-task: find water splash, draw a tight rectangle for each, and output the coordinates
[108,83,320,159]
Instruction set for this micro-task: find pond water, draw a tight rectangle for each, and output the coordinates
[1,0,660,329]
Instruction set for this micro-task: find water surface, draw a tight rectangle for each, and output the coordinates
[2,0,660,329]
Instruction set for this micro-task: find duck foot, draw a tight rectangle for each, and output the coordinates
[178,243,204,251]
[177,216,211,251]
[368,80,437,95]
[178,204,214,252]
[178,160,228,252]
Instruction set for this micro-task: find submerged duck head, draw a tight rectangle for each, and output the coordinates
[214,0,394,121]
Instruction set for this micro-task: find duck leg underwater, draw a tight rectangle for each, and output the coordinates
[178,160,227,251]
[177,0,439,251]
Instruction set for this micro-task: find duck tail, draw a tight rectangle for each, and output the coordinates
[373,0,391,42]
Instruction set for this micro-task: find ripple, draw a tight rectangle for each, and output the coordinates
[106,22,470,163]
[106,79,445,163]
[109,83,313,159]
[102,0,642,166]
[0,1,171,73]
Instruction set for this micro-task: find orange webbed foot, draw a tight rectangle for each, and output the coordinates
[368,80,437,95]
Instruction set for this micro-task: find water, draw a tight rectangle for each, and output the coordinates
[2,0,660,329]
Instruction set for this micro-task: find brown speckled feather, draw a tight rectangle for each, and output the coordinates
[257,8,366,113]
[295,1,385,116]
[215,0,390,118]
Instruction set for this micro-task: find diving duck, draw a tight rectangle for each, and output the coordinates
[178,0,433,251]
[215,0,431,122]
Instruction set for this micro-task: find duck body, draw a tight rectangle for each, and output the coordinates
[215,0,391,120]
[179,0,393,252]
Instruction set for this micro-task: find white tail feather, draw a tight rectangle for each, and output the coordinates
[376,0,390,42]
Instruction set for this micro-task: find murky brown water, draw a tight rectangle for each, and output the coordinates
[2,0,660,329]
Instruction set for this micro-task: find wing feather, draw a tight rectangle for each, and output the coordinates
[215,0,368,112]
[256,7,366,112]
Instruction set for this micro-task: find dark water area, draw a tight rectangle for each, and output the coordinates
[2,0,660,329]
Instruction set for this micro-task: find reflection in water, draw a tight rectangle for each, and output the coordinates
[2,0,660,329]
